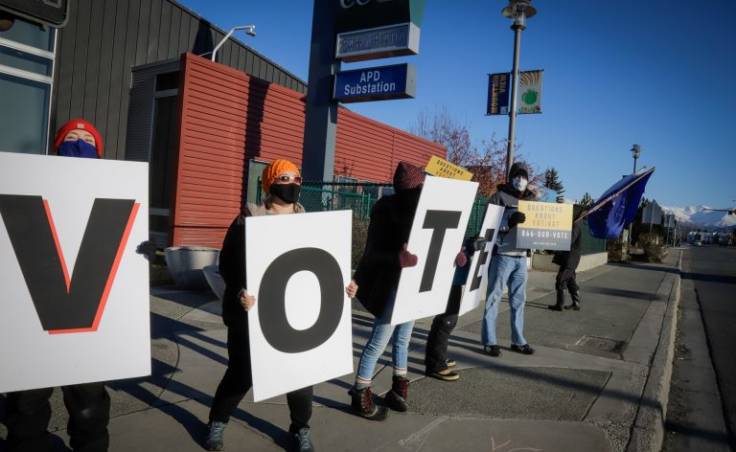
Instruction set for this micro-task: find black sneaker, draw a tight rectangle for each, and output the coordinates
[510,344,535,355]
[204,421,226,451]
[548,305,563,311]
[348,387,388,420]
[482,345,502,357]
[293,427,315,452]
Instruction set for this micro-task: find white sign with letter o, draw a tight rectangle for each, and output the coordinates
[390,176,478,325]
[246,210,353,402]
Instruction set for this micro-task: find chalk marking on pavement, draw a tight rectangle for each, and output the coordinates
[395,416,449,451]
[491,436,543,452]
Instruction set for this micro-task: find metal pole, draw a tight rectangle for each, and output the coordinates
[505,24,523,177]
[301,0,340,184]
[626,154,638,256]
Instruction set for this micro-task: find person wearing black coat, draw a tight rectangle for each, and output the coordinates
[348,161,425,420]
[204,159,317,452]
[549,205,585,311]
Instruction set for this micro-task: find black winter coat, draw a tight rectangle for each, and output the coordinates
[353,194,416,318]
[553,221,583,270]
[219,211,249,328]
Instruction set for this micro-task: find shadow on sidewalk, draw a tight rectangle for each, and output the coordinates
[609,262,680,275]
[681,272,736,285]
[665,419,733,447]
[98,306,666,450]
[584,286,661,301]
[109,357,294,450]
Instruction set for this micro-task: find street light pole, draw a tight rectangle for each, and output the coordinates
[631,143,640,174]
[502,0,536,177]
[627,144,642,256]
[212,25,256,62]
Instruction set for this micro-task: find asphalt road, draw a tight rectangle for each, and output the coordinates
[664,245,736,452]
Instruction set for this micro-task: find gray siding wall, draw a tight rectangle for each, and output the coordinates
[52,0,307,159]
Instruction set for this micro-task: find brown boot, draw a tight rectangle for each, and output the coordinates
[385,376,410,412]
[348,386,388,420]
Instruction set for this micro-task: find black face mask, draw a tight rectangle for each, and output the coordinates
[269,183,301,204]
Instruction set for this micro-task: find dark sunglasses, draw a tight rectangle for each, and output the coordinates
[275,175,302,184]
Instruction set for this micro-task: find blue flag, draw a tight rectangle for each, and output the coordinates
[587,169,655,239]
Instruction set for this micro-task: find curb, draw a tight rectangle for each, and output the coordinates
[625,250,683,452]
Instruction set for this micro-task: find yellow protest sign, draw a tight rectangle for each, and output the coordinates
[510,201,573,250]
[425,156,474,181]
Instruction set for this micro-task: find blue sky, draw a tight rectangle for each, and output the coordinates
[178,0,736,209]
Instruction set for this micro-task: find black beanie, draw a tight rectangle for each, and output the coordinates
[508,162,529,181]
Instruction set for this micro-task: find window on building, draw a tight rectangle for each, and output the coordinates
[0,17,55,154]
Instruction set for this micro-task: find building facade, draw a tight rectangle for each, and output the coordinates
[0,0,445,248]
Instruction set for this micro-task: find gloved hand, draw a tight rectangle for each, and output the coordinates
[508,211,526,228]
[398,243,418,268]
[455,247,468,267]
[472,237,487,251]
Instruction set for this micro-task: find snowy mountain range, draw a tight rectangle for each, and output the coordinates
[663,205,736,228]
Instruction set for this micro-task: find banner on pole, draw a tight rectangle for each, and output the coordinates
[486,72,511,115]
[517,70,543,114]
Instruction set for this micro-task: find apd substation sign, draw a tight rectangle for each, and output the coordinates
[334,63,416,103]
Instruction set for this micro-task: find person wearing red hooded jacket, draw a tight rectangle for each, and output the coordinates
[4,119,110,452]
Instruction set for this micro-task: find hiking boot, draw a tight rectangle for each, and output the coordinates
[426,368,460,382]
[348,387,388,420]
[446,359,457,368]
[482,345,502,357]
[385,376,410,412]
[510,344,535,355]
[204,421,226,451]
[293,427,315,452]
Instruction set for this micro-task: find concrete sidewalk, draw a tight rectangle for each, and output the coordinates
[0,252,682,452]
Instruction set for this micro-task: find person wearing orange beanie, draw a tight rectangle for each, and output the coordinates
[53,118,104,158]
[206,159,317,451]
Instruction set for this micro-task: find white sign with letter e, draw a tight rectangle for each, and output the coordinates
[0,152,150,393]
[390,176,478,325]
[457,204,505,316]
[246,210,353,402]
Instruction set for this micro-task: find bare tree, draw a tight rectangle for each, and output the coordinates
[412,107,542,198]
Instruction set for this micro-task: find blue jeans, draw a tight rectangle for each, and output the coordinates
[482,254,528,346]
[356,298,415,382]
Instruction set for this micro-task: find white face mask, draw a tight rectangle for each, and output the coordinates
[512,177,528,192]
